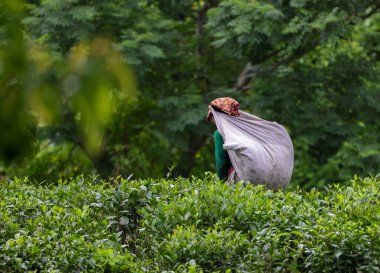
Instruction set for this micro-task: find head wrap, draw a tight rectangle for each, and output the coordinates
[206,97,240,121]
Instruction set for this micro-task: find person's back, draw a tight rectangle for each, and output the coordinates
[207,97,294,190]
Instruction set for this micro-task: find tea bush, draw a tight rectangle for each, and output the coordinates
[0,174,379,272]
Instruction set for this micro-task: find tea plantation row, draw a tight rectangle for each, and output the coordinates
[1,174,379,272]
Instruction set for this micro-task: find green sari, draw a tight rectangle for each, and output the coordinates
[214,130,232,180]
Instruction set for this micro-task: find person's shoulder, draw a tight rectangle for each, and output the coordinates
[214,130,223,140]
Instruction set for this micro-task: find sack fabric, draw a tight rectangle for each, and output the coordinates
[211,108,294,190]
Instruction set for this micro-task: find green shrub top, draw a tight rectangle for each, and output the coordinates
[1,174,379,272]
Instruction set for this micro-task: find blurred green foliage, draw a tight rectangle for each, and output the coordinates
[0,0,380,187]
[0,0,35,162]
[9,141,94,182]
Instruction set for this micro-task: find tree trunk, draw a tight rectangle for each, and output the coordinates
[174,134,207,177]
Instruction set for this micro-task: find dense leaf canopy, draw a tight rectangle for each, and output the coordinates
[1,0,380,187]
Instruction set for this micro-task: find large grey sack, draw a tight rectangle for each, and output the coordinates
[212,108,294,190]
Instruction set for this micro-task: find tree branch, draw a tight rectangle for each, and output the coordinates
[361,2,380,20]
[174,134,208,177]
[195,1,219,55]
[235,63,257,91]
[234,48,285,90]
[234,40,319,91]
[271,39,320,68]
[234,2,380,91]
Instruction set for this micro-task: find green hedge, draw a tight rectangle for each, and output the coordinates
[1,174,379,272]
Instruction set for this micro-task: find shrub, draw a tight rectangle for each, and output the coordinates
[6,141,94,182]
[0,174,379,272]
[0,176,138,272]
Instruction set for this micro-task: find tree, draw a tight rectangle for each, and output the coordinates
[1,0,137,180]
[206,0,380,186]
[2,0,380,186]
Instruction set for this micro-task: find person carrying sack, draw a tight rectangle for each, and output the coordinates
[206,97,294,190]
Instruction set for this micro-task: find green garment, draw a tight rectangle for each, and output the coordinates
[214,130,232,180]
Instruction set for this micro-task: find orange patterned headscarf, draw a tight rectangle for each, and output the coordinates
[206,97,240,121]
